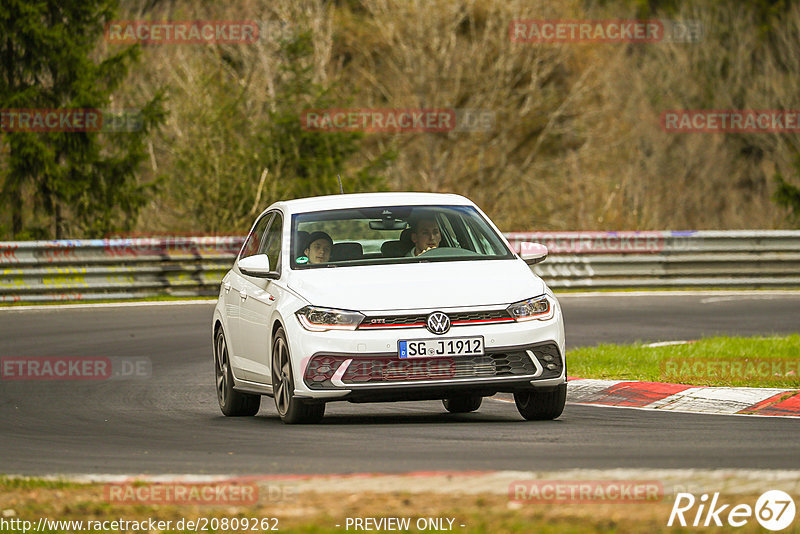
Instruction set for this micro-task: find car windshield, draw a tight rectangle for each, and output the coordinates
[291,204,513,268]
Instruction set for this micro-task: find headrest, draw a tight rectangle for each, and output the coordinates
[330,241,364,261]
[381,239,412,258]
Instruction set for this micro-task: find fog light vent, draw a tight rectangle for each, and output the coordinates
[529,344,563,379]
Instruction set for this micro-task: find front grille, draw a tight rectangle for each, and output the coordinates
[359,314,427,327]
[451,309,512,324]
[359,309,513,329]
[304,350,539,389]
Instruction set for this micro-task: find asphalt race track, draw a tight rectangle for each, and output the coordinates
[1,293,798,476]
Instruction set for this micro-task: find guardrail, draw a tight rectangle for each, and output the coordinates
[0,237,243,303]
[1,231,799,302]
[506,230,800,289]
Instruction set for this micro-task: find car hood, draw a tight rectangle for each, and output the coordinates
[287,259,544,311]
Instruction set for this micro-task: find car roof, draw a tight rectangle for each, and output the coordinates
[268,192,474,216]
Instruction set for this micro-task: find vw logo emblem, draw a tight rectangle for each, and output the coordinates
[427,312,451,335]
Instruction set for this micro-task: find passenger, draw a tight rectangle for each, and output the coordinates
[406,217,441,257]
[304,231,333,264]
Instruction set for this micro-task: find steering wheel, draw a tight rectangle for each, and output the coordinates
[416,246,480,258]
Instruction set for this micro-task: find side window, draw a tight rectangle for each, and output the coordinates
[240,213,273,260]
[262,213,283,273]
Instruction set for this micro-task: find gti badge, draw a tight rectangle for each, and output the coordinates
[427,311,451,335]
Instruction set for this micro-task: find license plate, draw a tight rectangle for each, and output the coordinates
[398,336,484,358]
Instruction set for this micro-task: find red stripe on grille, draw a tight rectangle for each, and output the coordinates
[452,318,514,325]
[358,323,426,328]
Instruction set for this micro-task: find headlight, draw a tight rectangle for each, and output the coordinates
[296,306,365,331]
[506,295,554,321]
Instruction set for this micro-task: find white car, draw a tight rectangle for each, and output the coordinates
[212,192,566,423]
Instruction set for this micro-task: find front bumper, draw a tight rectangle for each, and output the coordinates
[305,340,562,386]
[317,377,565,403]
[286,304,566,401]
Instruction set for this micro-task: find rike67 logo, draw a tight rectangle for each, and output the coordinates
[668,491,796,531]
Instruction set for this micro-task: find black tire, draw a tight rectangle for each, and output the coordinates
[514,383,567,421]
[271,327,325,424]
[442,395,483,413]
[215,328,260,416]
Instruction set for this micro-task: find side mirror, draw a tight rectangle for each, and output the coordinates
[238,254,278,279]
[520,242,548,265]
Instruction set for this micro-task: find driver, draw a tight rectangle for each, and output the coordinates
[406,217,441,257]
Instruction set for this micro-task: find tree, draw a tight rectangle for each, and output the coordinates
[774,156,800,227]
[165,30,394,233]
[0,0,165,239]
[263,31,395,202]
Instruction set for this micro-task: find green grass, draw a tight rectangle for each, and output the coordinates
[568,334,800,388]
[0,475,81,490]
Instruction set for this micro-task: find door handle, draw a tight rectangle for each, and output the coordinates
[223,282,231,294]
[239,289,247,301]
